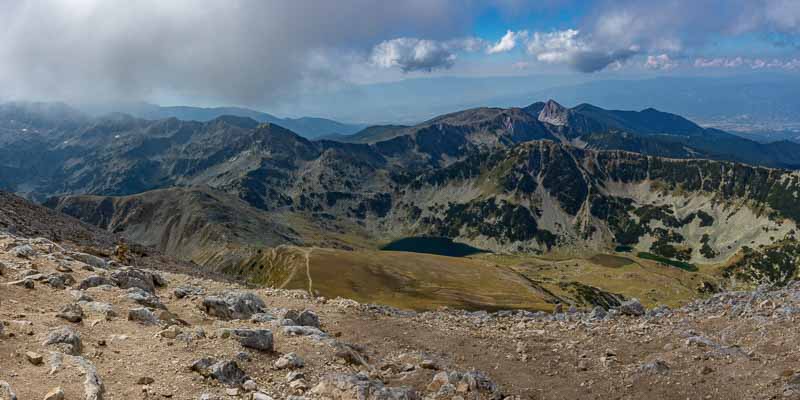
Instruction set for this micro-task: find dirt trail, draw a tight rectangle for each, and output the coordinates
[276,245,315,295]
[302,246,314,295]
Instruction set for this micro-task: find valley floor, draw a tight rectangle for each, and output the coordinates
[229,246,721,313]
[2,230,800,399]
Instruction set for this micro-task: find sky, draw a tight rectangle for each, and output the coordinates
[0,0,799,121]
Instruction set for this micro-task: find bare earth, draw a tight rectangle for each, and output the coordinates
[2,226,800,399]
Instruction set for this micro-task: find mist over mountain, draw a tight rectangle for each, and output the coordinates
[80,102,366,139]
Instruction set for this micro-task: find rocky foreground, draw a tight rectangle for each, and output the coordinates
[2,226,800,400]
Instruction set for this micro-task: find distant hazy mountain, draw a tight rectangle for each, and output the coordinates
[489,75,800,137]
[85,102,366,139]
[288,74,800,141]
[331,99,800,169]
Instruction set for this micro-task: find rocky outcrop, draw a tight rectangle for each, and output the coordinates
[43,326,82,355]
[311,373,418,400]
[201,292,267,320]
[191,358,249,387]
[110,267,165,294]
[56,303,84,323]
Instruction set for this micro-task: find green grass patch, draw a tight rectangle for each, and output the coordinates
[637,252,698,272]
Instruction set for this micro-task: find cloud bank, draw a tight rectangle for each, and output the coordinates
[0,0,798,109]
[0,0,479,106]
[695,57,800,70]
[501,0,800,73]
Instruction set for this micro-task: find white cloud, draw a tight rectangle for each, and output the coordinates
[369,36,486,72]
[645,54,679,70]
[487,30,527,54]
[370,38,456,72]
[458,37,489,52]
[694,57,745,68]
[523,29,639,72]
[693,56,800,70]
[525,29,584,62]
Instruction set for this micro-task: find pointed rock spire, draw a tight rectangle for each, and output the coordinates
[537,99,570,126]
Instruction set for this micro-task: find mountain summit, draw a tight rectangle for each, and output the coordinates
[536,99,570,126]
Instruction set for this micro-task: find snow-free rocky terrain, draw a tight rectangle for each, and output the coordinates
[3,193,800,400]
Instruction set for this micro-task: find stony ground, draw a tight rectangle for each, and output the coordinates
[2,206,800,399]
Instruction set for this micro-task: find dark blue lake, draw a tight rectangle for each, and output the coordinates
[380,237,487,257]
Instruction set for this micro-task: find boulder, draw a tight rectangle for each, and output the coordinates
[0,381,17,400]
[283,325,325,338]
[73,355,105,400]
[128,307,158,325]
[334,343,369,366]
[156,325,183,339]
[70,290,94,302]
[44,387,64,400]
[242,380,258,392]
[191,358,249,387]
[11,244,34,258]
[69,252,108,269]
[25,351,43,365]
[126,287,165,309]
[617,299,645,317]
[311,373,418,400]
[589,306,607,320]
[174,285,204,299]
[200,292,266,320]
[77,275,113,290]
[231,329,273,352]
[46,273,75,289]
[279,309,321,327]
[111,267,165,294]
[43,326,82,355]
[274,352,305,370]
[56,303,84,323]
[251,313,276,323]
[296,310,320,328]
[287,371,305,382]
[427,370,499,398]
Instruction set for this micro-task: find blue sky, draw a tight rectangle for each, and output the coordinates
[473,1,589,37]
[0,0,798,119]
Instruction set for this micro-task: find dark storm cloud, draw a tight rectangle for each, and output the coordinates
[570,49,638,73]
[0,0,480,106]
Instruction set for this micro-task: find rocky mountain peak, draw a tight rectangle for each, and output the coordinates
[537,99,570,126]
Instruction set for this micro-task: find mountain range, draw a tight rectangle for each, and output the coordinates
[2,98,798,299]
[278,74,800,138]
